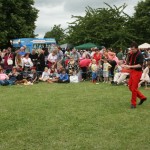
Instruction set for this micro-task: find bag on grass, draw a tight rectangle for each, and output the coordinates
[70,75,79,83]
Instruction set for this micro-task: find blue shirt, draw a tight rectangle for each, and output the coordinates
[19,51,26,56]
[59,73,69,81]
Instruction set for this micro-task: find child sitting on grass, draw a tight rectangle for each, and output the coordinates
[29,67,39,83]
[39,67,52,83]
[58,69,69,83]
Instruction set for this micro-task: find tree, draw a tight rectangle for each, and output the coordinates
[130,0,150,44]
[0,0,38,47]
[44,24,65,45]
[66,3,135,50]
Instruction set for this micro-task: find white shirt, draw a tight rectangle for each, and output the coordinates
[48,53,57,63]
[22,58,33,67]
[41,71,50,79]
[103,62,111,72]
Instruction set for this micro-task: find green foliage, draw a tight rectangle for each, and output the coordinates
[129,0,150,44]
[66,4,135,50]
[44,24,65,45]
[0,83,150,150]
[0,0,38,46]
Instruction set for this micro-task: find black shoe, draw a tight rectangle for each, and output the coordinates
[138,97,147,105]
[131,104,136,109]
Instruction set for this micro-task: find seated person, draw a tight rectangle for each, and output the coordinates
[58,69,69,83]
[112,67,130,85]
[22,67,32,81]
[28,67,39,83]
[0,67,10,86]
[39,67,52,83]
[16,67,33,85]
[49,64,58,78]
[8,66,21,85]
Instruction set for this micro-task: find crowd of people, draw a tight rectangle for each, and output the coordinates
[0,44,150,88]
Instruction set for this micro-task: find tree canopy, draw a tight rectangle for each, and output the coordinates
[65,3,136,50]
[44,24,65,45]
[0,0,38,47]
[129,0,150,44]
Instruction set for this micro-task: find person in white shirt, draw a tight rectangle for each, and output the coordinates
[39,67,52,83]
[47,50,57,68]
[22,53,33,70]
[90,48,95,58]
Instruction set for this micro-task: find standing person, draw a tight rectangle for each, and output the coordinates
[47,50,57,68]
[90,48,96,58]
[117,49,124,63]
[0,51,2,65]
[22,53,33,71]
[79,58,91,81]
[90,59,98,83]
[19,47,26,57]
[103,58,112,83]
[108,60,117,80]
[122,42,147,108]
[57,47,64,68]
[37,49,45,72]
[29,49,38,67]
[15,53,23,71]
[3,47,13,73]
[92,47,101,65]
[70,49,80,62]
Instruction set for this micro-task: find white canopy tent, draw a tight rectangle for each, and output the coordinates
[138,43,150,49]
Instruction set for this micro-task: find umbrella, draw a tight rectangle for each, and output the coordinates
[138,43,150,49]
[75,42,101,50]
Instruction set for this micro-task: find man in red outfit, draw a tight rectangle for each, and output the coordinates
[122,42,147,108]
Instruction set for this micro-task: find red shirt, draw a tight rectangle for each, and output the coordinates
[93,53,101,64]
[79,59,91,67]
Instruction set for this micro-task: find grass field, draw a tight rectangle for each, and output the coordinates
[0,82,150,150]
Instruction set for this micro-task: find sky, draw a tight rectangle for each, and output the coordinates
[34,0,140,37]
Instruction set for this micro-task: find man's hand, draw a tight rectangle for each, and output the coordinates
[121,64,131,69]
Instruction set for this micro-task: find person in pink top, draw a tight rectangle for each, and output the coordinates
[0,66,10,85]
[79,58,91,80]
[107,49,119,64]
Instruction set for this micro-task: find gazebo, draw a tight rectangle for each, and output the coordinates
[138,43,150,49]
[75,42,101,50]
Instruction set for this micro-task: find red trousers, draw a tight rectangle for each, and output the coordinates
[128,70,146,106]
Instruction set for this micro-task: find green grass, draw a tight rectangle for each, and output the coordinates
[0,82,150,150]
